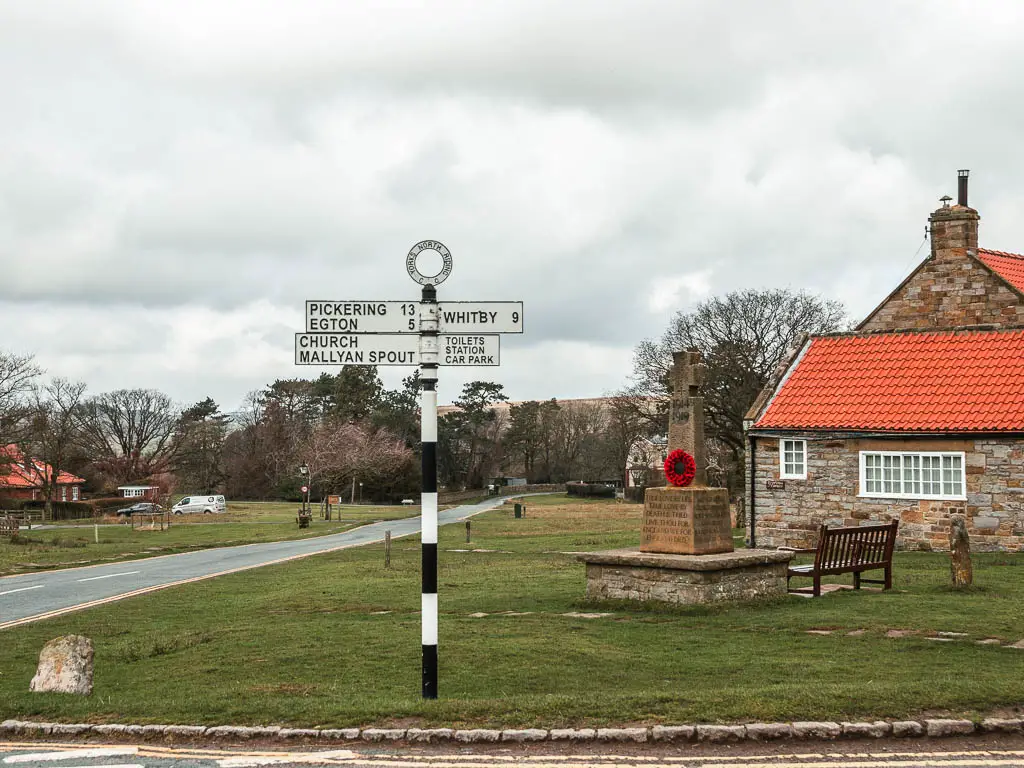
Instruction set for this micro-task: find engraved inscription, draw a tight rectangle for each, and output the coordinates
[640,487,733,555]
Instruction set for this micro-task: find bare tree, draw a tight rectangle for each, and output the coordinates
[0,351,41,446]
[552,400,606,480]
[78,389,181,486]
[623,289,848,495]
[24,378,87,519]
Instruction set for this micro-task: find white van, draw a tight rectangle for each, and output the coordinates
[172,495,226,515]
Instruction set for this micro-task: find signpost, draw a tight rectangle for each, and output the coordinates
[295,240,522,700]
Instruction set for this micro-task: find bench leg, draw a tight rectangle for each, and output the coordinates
[853,572,861,590]
[884,564,892,591]
[813,573,821,598]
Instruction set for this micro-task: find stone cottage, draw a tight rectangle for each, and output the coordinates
[745,171,1024,551]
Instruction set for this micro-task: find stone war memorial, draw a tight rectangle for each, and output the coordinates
[579,351,793,604]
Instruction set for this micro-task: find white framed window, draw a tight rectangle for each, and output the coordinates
[72,486,79,501]
[61,486,67,502]
[859,450,965,500]
[779,438,807,479]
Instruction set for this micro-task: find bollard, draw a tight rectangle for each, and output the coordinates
[522,504,526,518]
[465,520,471,543]
[385,530,392,569]
[514,503,522,519]
[94,524,99,544]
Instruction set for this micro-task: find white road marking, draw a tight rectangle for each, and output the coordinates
[0,585,42,596]
[3,751,136,763]
[76,571,140,582]
[218,754,357,767]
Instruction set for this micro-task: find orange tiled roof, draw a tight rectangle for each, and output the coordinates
[978,248,1024,293]
[0,444,85,489]
[754,329,1024,432]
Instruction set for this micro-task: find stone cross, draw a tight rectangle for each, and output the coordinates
[667,349,707,487]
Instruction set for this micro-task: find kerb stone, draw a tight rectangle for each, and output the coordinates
[892,721,925,737]
[696,725,745,743]
[361,728,406,741]
[745,723,793,740]
[925,719,975,737]
[277,728,319,739]
[651,725,695,742]
[501,729,547,742]
[454,729,501,743]
[841,721,891,738]
[596,727,647,742]
[320,729,360,740]
[981,718,1024,734]
[792,722,841,739]
[406,728,454,742]
[549,729,596,740]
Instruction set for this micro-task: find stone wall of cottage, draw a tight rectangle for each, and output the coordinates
[859,257,1024,332]
[752,436,1024,552]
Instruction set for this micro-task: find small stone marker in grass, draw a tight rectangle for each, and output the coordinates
[949,513,973,588]
[30,635,93,695]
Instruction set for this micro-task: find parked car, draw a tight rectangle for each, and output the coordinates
[116,502,163,517]
[171,495,227,515]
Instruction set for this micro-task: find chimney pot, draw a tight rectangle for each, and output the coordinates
[929,171,979,263]
[958,169,969,207]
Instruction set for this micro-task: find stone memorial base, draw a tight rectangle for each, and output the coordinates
[578,548,794,605]
[641,486,733,555]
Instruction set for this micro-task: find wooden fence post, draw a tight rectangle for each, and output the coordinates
[385,530,392,569]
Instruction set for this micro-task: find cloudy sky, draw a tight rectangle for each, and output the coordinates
[3,0,1024,411]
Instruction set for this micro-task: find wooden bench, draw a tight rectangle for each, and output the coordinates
[787,521,898,597]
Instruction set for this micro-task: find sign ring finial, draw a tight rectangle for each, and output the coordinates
[406,241,453,286]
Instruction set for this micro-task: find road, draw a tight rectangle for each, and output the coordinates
[3,741,1024,768]
[0,495,532,630]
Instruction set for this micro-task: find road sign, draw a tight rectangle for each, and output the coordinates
[440,335,500,365]
[295,333,499,366]
[306,300,523,334]
[306,301,419,333]
[437,301,523,333]
[300,485,308,494]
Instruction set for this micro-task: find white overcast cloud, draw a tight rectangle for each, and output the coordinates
[3,0,1024,410]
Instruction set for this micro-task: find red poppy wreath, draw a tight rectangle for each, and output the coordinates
[663,448,696,487]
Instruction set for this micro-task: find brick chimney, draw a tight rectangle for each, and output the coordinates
[928,169,979,263]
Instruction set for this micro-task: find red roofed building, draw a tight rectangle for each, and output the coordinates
[746,172,1024,552]
[0,444,86,503]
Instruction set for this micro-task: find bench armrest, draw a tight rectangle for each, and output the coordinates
[778,546,817,554]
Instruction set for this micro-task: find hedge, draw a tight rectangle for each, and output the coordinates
[566,482,616,498]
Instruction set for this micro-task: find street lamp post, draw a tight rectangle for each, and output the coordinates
[359,482,363,504]
[299,461,309,515]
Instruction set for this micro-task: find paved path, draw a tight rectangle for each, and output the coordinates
[0,495,535,630]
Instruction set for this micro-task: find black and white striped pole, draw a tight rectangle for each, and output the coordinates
[407,241,452,700]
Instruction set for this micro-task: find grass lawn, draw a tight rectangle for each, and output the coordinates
[2,495,1024,728]
[0,502,418,577]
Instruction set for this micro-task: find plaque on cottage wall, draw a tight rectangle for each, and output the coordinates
[766,480,785,490]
